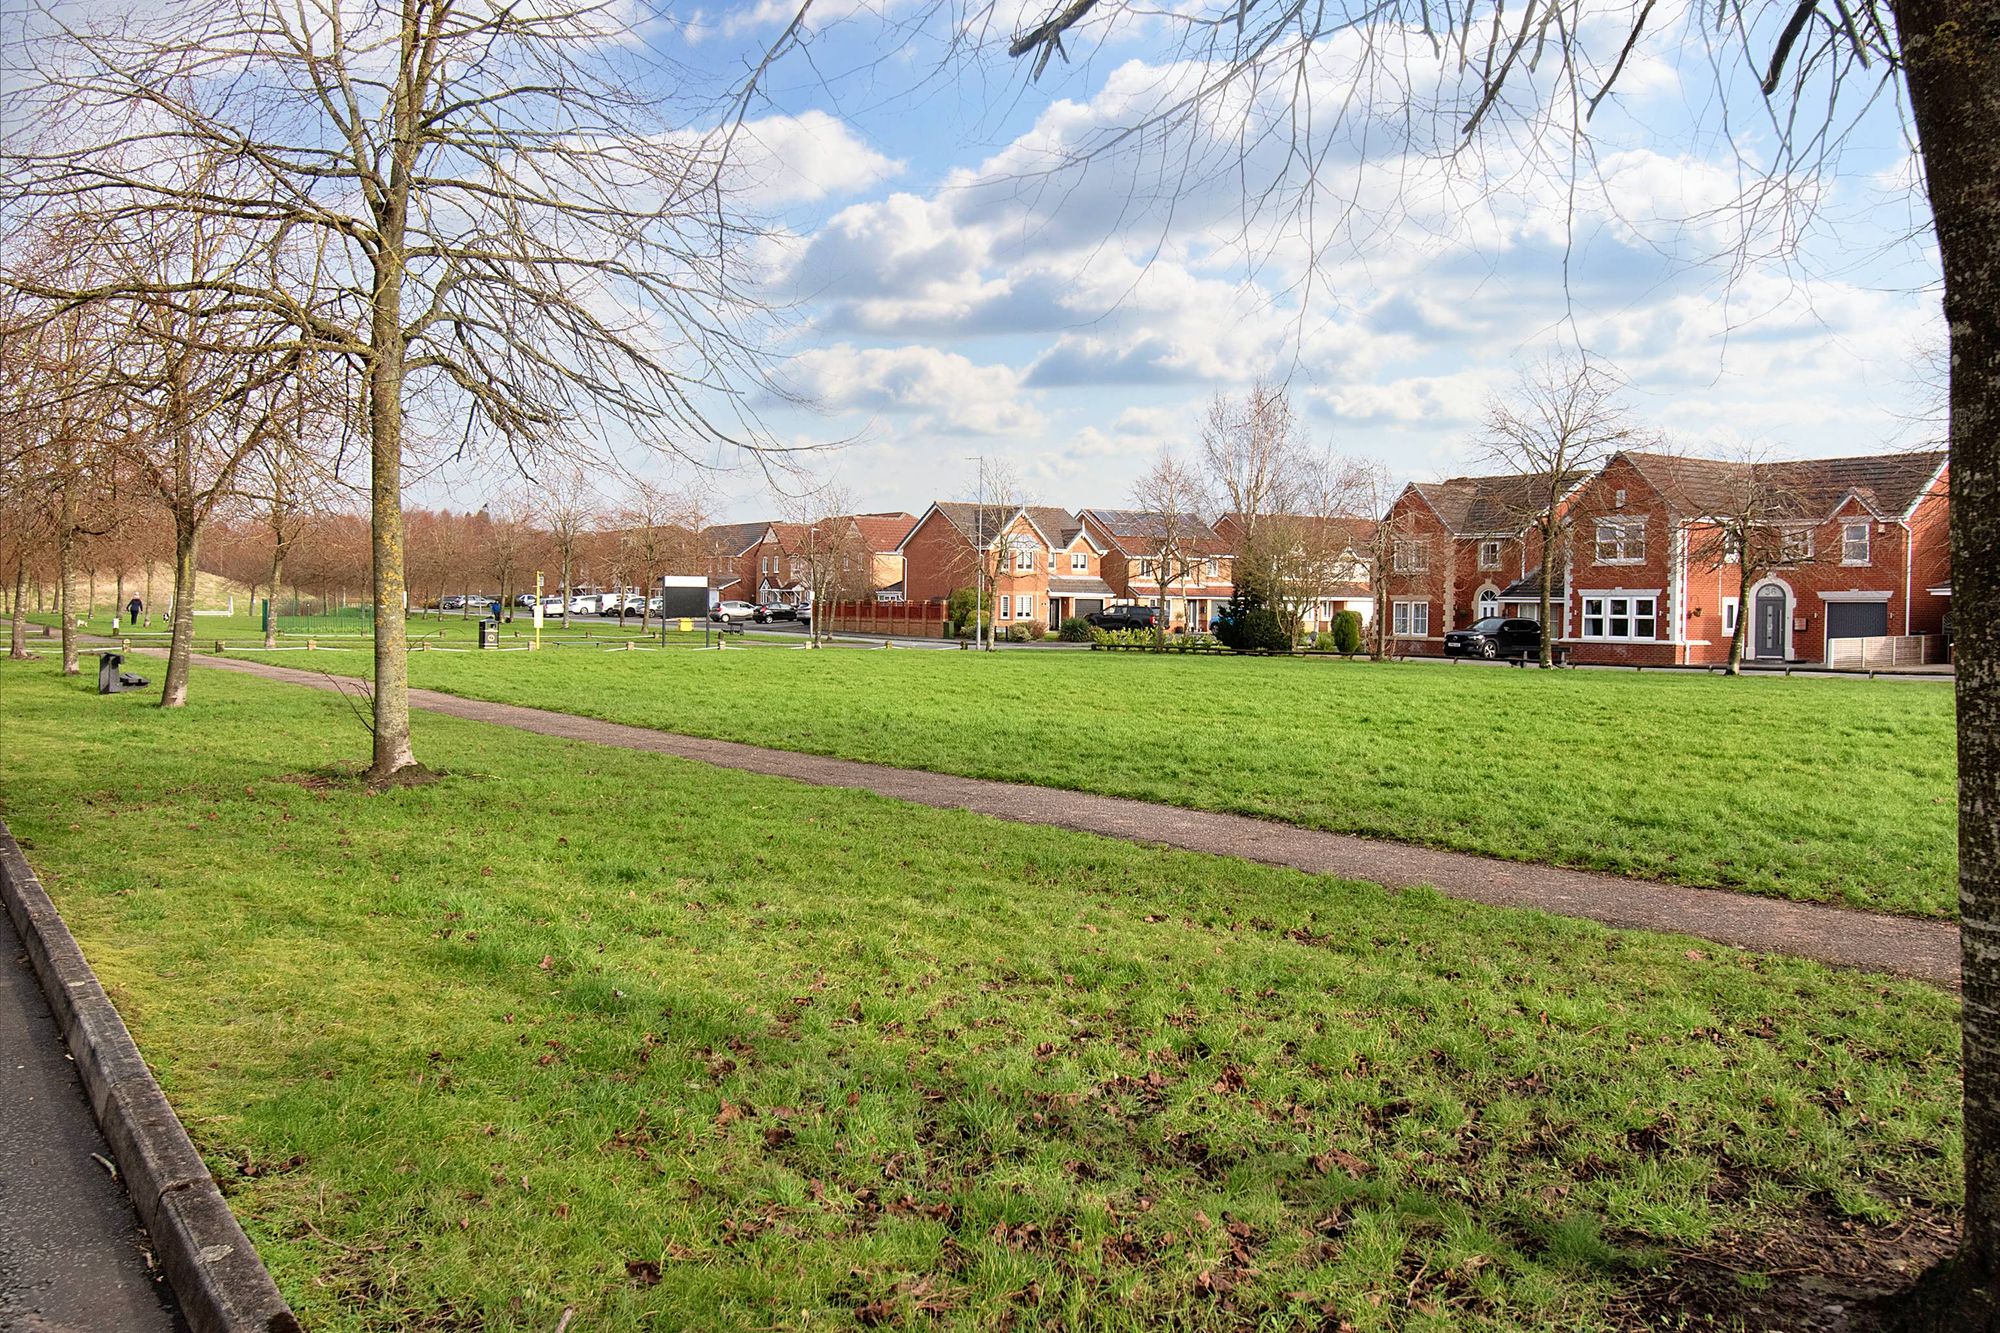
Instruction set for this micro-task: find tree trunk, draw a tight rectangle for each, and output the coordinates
[1727,561,1751,676]
[1897,0,2000,1295]
[561,555,572,626]
[265,541,284,649]
[366,249,417,777]
[159,521,198,708]
[57,524,78,676]
[143,559,154,627]
[9,562,29,659]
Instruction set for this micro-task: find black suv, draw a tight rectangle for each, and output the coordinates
[1444,617,1542,660]
[1085,606,1158,631]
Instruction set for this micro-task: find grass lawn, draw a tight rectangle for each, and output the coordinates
[11,607,750,651]
[0,658,1964,1331]
[219,638,1961,918]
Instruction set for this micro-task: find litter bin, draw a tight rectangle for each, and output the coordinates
[478,620,498,650]
[98,652,123,694]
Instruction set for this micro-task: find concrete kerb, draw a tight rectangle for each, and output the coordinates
[0,818,300,1333]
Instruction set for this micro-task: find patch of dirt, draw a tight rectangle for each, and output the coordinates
[271,763,448,794]
[1612,1201,1959,1331]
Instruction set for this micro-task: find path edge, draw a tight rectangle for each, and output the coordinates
[0,815,301,1333]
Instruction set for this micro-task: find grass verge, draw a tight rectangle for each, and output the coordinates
[217,637,1961,916]
[0,657,1964,1331]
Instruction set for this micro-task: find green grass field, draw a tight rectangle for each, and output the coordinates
[0,658,1963,1330]
[13,607,754,651]
[217,637,1960,918]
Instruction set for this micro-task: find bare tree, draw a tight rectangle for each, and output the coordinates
[963,456,1026,651]
[1480,353,1637,667]
[779,483,864,647]
[1200,381,1307,605]
[1128,448,1213,649]
[5,0,799,775]
[485,491,541,627]
[537,470,602,628]
[618,482,687,636]
[1262,451,1379,648]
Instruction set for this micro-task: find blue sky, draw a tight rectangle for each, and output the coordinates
[444,4,1943,519]
[14,1,1943,522]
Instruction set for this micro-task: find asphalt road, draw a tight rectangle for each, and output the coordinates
[0,908,185,1333]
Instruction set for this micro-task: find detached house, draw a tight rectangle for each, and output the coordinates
[1077,509,1234,632]
[898,502,1113,630]
[1379,471,1583,648]
[1557,450,1950,666]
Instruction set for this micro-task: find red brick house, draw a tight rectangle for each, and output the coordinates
[1378,471,1581,651]
[703,521,771,603]
[1077,508,1233,631]
[898,503,1112,630]
[1556,449,1951,666]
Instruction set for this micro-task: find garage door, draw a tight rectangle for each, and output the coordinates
[1826,601,1888,640]
[1075,598,1105,617]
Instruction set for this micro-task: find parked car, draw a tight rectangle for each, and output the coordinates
[607,594,648,617]
[565,595,598,615]
[754,602,799,623]
[513,593,539,608]
[1085,606,1158,631]
[1444,616,1543,660]
[439,594,466,610]
[710,599,757,623]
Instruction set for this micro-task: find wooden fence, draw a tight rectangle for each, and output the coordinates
[1825,634,1941,670]
[823,598,952,638]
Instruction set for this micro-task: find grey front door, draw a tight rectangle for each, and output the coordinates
[1754,589,1787,659]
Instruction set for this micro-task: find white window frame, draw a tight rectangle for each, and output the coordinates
[1594,519,1646,565]
[1392,540,1427,574]
[1578,592,1660,641]
[1017,594,1033,622]
[1477,540,1502,571]
[1205,556,1220,578]
[1778,525,1815,564]
[1841,521,1871,566]
[997,594,1011,619]
[1723,598,1739,636]
[1070,551,1087,573]
[1391,600,1430,637]
[1012,547,1035,573]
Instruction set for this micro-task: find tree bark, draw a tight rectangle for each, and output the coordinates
[9,563,29,659]
[1897,0,2000,1292]
[57,522,78,676]
[1728,561,1750,676]
[159,520,198,708]
[266,536,285,649]
[366,245,417,777]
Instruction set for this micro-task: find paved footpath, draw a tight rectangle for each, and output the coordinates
[0,905,186,1332]
[174,651,1960,986]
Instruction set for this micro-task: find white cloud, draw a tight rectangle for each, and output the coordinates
[781,343,1045,436]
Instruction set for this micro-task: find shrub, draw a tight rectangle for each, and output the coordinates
[1024,622,1047,641]
[1331,609,1364,655]
[1215,588,1290,653]
[946,587,992,638]
[1005,623,1032,642]
[1057,616,1094,642]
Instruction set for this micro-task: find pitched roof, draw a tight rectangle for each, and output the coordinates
[1409,472,1585,535]
[1021,505,1086,549]
[703,521,769,557]
[1080,507,1227,555]
[1214,512,1378,549]
[1498,568,1565,601]
[926,502,1024,548]
[1047,575,1116,597]
[1623,449,1948,521]
[850,512,917,552]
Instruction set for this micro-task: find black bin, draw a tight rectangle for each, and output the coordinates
[97,652,123,694]
[478,620,498,650]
